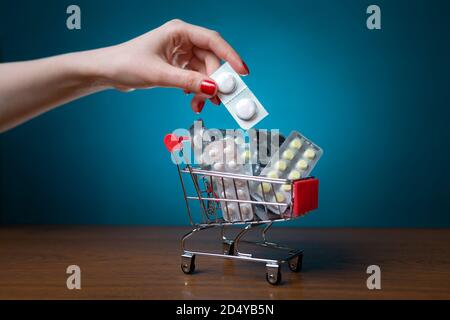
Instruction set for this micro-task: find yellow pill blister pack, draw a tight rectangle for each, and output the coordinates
[251,131,323,214]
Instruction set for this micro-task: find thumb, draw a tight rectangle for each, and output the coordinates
[161,66,218,97]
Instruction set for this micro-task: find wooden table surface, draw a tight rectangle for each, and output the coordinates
[0,226,449,300]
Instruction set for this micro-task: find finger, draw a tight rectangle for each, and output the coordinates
[210,95,221,106]
[160,65,217,97]
[182,61,210,101]
[182,59,204,94]
[191,94,206,113]
[192,49,222,106]
[186,56,206,75]
[184,23,249,75]
[193,48,221,76]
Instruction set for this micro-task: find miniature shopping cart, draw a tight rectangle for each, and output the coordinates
[164,133,319,285]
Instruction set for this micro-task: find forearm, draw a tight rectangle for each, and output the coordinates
[0,50,109,132]
[0,20,247,132]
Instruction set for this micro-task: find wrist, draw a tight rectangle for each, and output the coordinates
[65,48,114,91]
[78,45,135,92]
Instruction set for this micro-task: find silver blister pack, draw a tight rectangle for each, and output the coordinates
[251,131,323,214]
[210,63,268,130]
[189,124,254,222]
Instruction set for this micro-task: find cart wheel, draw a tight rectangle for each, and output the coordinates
[288,253,303,272]
[265,265,281,285]
[181,254,196,274]
[222,240,235,255]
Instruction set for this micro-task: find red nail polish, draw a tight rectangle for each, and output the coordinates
[200,80,217,96]
[184,89,191,94]
[210,96,221,106]
[242,61,250,75]
[193,100,205,113]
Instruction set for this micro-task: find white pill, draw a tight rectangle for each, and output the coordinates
[224,145,235,156]
[239,204,251,220]
[282,184,291,192]
[223,137,233,144]
[237,189,246,198]
[235,98,257,120]
[216,72,237,94]
[228,160,238,170]
[235,179,246,188]
[304,148,316,159]
[208,148,219,158]
[221,191,233,199]
[213,162,224,171]
[223,203,236,220]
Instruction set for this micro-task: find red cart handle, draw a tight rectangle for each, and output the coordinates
[292,177,319,216]
[164,133,189,152]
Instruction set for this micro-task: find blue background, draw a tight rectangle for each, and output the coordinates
[1,0,449,226]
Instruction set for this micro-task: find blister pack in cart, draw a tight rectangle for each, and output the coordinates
[189,121,285,222]
[251,131,323,215]
[249,129,285,175]
[189,122,254,222]
[189,120,285,175]
[204,138,254,222]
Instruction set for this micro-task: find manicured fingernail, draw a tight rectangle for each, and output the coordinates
[184,89,191,95]
[200,80,217,96]
[242,61,250,75]
[193,100,205,113]
[210,96,221,106]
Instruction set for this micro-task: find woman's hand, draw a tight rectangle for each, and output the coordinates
[96,19,249,113]
[0,19,248,132]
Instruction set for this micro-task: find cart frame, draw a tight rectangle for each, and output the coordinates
[164,133,319,285]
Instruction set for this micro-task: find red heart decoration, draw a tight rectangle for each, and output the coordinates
[164,134,186,152]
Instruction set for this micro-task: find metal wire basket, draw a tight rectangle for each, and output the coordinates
[164,133,319,285]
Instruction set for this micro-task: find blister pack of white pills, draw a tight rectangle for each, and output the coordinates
[189,124,254,222]
[220,129,285,176]
[251,131,323,215]
[206,138,254,222]
[215,178,254,223]
[210,63,268,130]
[189,120,217,166]
[190,121,245,169]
